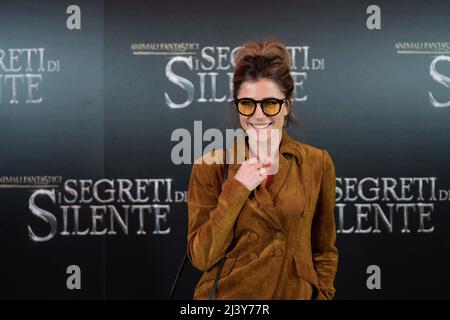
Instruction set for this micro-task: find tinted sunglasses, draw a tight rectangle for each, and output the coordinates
[234,97,287,116]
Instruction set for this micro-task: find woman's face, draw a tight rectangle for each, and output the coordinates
[237,78,290,141]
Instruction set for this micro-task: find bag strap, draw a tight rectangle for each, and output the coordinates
[167,251,188,300]
[208,149,229,300]
[208,254,226,300]
[168,149,229,300]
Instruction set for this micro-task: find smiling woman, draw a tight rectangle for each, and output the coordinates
[230,38,301,132]
[186,37,338,300]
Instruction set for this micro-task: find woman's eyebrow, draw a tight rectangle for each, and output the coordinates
[238,96,283,100]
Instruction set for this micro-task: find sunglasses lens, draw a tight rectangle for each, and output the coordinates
[237,99,255,115]
[262,99,281,116]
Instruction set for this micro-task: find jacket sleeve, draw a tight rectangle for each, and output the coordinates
[187,162,251,272]
[311,149,339,300]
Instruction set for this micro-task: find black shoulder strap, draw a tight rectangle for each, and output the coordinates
[168,149,229,300]
[208,149,229,300]
[167,251,188,300]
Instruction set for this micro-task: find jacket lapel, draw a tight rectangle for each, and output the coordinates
[225,130,304,229]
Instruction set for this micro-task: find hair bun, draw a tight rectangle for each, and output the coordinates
[233,37,293,99]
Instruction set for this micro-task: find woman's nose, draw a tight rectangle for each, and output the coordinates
[252,103,266,118]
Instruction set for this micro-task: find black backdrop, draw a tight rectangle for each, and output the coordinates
[1,0,450,299]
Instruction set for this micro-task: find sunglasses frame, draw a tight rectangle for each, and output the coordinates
[234,97,288,117]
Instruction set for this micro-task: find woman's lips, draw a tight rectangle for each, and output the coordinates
[249,122,272,129]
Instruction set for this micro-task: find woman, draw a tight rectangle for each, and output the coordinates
[187,37,338,300]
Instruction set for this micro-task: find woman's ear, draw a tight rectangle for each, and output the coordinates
[285,98,292,115]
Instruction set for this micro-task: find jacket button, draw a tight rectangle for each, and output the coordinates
[248,232,258,241]
[274,232,284,240]
[249,252,258,260]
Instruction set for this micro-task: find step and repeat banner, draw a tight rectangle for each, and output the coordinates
[1,0,449,299]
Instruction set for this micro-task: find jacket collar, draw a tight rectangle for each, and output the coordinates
[225,129,304,229]
[227,129,303,173]
[279,129,303,166]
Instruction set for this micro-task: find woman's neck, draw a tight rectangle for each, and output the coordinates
[248,137,281,175]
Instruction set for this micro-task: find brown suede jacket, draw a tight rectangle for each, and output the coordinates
[187,129,338,299]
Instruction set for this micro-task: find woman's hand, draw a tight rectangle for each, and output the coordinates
[234,157,271,191]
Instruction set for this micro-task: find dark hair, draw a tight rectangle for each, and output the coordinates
[224,37,304,139]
